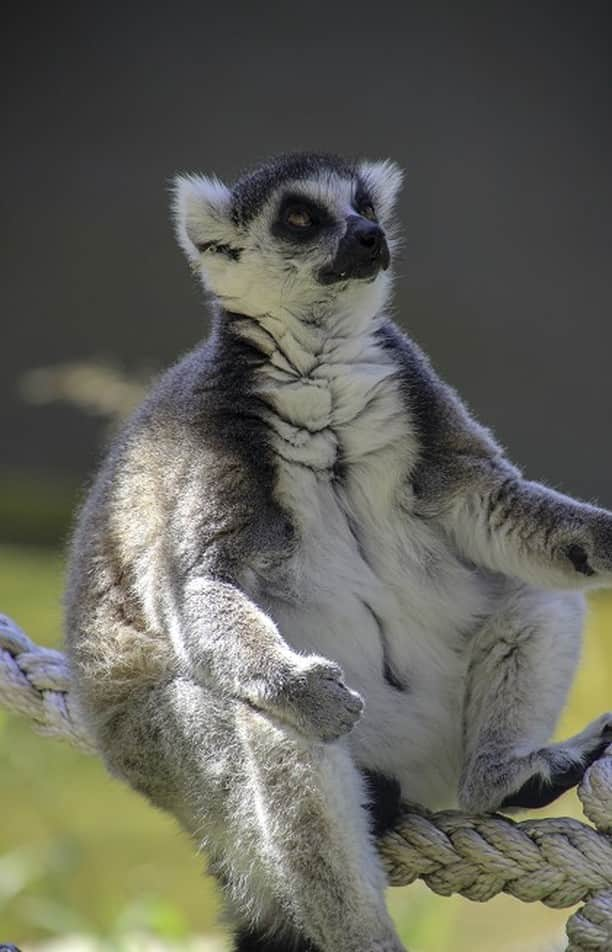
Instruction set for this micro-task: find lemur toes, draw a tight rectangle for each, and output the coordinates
[501,763,585,810]
[501,736,612,810]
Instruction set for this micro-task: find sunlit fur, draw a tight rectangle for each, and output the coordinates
[66,152,612,952]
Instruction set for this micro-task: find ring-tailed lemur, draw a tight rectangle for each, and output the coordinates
[65,152,612,952]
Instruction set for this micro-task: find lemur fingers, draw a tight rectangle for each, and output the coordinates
[555,511,612,584]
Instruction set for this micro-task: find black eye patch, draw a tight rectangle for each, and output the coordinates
[354,185,377,221]
[271,194,335,244]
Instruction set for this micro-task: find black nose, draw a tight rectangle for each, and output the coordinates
[351,218,385,258]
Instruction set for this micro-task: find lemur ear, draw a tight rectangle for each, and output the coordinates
[357,159,404,221]
[172,174,236,262]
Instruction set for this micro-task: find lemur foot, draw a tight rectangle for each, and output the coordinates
[277,655,364,742]
[459,713,612,813]
[501,734,612,810]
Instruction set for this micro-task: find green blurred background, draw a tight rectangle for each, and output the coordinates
[2,3,612,950]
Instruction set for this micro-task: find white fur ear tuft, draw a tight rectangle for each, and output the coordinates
[357,159,404,221]
[172,174,235,262]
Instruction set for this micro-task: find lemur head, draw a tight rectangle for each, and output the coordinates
[173,152,403,323]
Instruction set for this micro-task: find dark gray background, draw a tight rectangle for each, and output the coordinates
[2,2,611,507]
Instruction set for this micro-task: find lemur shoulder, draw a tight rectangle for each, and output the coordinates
[66,152,612,952]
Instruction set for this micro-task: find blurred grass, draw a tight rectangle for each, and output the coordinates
[0,471,78,547]
[0,542,610,951]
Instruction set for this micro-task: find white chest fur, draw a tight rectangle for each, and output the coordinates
[237,313,491,807]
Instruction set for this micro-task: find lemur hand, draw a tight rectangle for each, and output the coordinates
[271,655,364,742]
[554,507,612,584]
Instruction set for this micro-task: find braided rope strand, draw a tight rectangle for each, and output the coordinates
[0,614,95,752]
[1,612,611,950]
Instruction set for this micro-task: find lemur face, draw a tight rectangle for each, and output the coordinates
[174,153,403,321]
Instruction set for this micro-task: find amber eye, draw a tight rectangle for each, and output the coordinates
[359,202,377,222]
[285,206,313,229]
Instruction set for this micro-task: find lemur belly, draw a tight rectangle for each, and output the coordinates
[245,320,491,807]
[268,466,487,808]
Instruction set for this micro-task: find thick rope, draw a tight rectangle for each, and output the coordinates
[1,613,611,951]
[0,614,95,752]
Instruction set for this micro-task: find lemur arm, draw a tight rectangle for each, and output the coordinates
[384,322,612,589]
[162,571,363,741]
[176,574,298,700]
[431,456,612,589]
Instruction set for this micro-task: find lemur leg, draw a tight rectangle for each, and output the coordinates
[104,679,405,952]
[232,772,403,952]
[459,585,612,813]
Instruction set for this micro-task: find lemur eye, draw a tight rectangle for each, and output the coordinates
[359,202,377,222]
[285,206,313,229]
[272,196,331,243]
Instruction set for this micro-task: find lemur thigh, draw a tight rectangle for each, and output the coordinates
[459,586,612,812]
[105,680,404,952]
